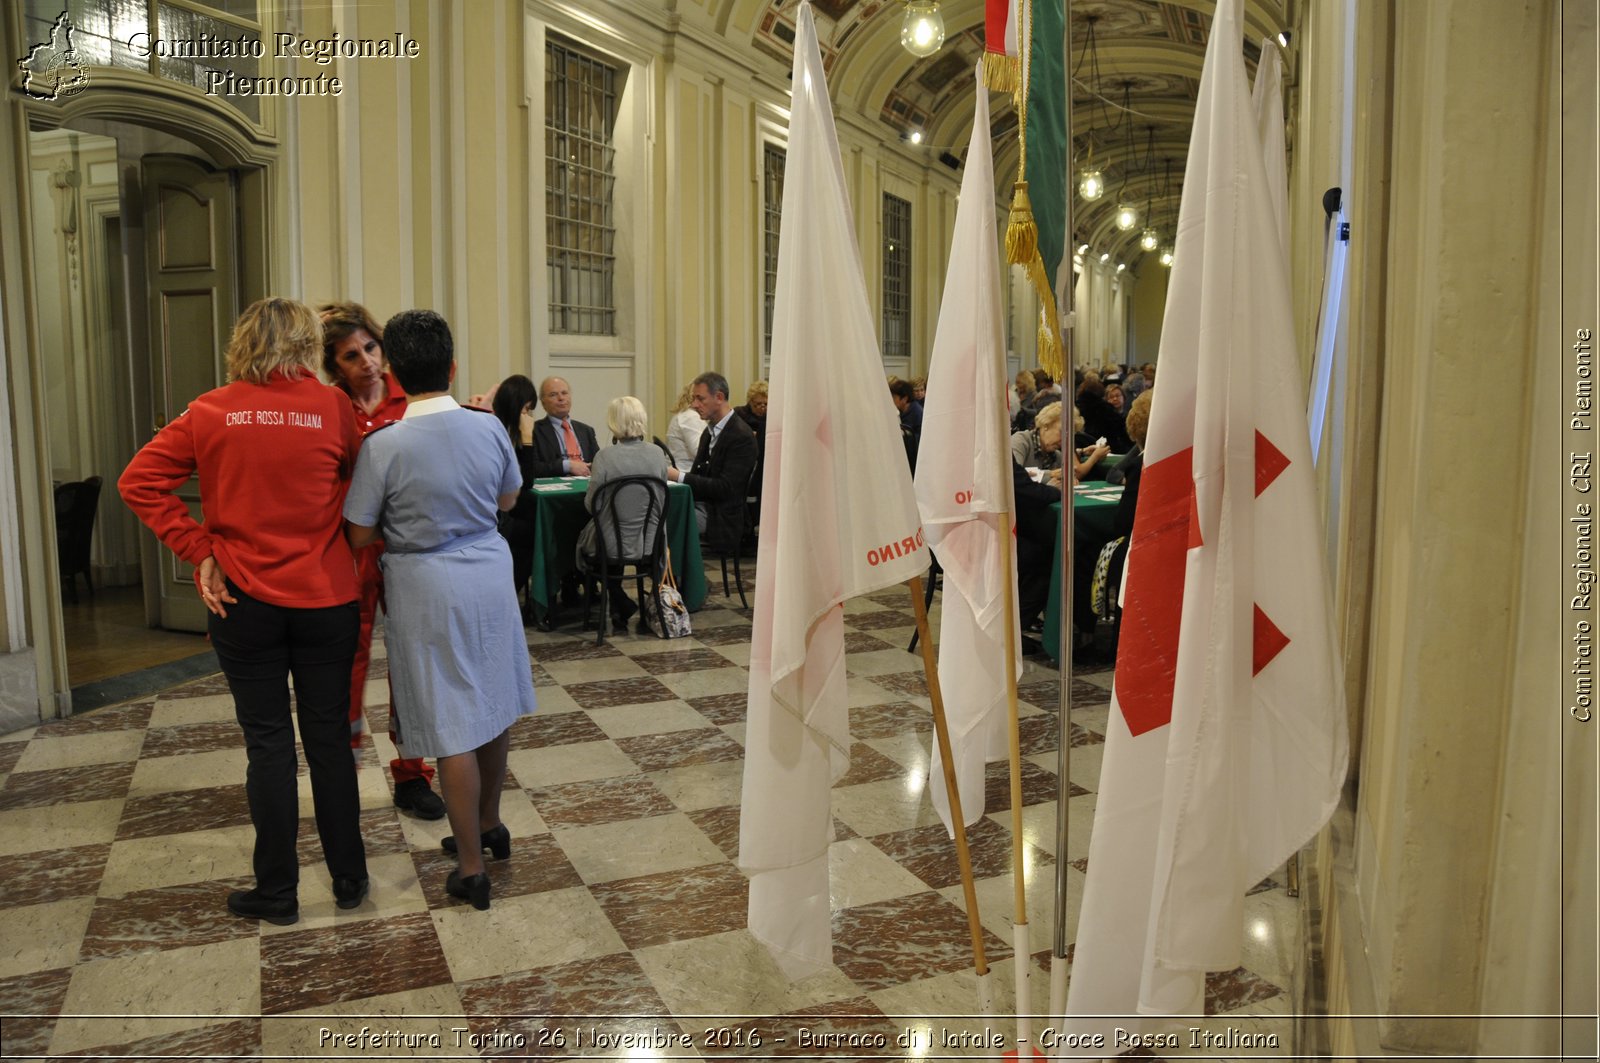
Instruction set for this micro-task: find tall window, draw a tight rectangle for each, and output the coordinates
[545,37,619,336]
[762,144,786,358]
[881,193,912,361]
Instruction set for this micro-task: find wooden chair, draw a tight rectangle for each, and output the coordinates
[586,475,669,645]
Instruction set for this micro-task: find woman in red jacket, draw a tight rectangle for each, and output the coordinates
[320,302,445,821]
[118,298,368,926]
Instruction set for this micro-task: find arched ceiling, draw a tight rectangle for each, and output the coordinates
[699,0,1290,270]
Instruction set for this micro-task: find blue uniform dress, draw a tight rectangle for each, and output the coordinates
[344,397,536,758]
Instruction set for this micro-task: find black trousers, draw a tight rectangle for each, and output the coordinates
[208,584,366,900]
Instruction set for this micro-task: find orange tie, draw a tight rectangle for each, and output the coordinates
[561,419,581,460]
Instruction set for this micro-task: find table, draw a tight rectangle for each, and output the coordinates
[524,478,708,621]
[1042,484,1124,660]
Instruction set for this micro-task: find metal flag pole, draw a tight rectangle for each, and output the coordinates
[1049,0,1078,1022]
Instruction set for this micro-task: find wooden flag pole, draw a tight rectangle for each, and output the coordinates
[906,575,994,1013]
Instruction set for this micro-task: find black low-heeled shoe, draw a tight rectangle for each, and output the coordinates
[441,823,511,860]
[445,869,491,910]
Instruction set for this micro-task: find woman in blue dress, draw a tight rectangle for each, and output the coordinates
[343,310,536,910]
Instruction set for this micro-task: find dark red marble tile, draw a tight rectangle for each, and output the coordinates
[685,692,747,725]
[0,741,27,774]
[1204,966,1284,1014]
[684,805,741,860]
[531,661,558,688]
[533,640,629,663]
[589,862,748,949]
[871,815,1053,890]
[259,912,451,1014]
[845,609,916,632]
[163,673,234,697]
[834,744,906,788]
[117,784,253,840]
[0,761,135,811]
[849,700,932,739]
[1017,676,1110,709]
[0,843,112,908]
[1018,714,1104,756]
[626,649,737,674]
[689,625,754,647]
[613,728,744,772]
[984,757,1069,809]
[830,891,1011,992]
[564,677,678,710]
[139,719,243,759]
[844,631,895,653]
[412,834,583,907]
[507,711,608,750]
[525,774,677,829]
[870,671,929,698]
[0,966,73,1057]
[459,952,673,1060]
[79,876,257,961]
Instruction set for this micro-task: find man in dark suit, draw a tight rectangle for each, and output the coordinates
[667,371,757,554]
[528,376,600,478]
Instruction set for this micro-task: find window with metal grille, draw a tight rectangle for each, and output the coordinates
[881,193,912,361]
[762,144,786,358]
[545,37,619,336]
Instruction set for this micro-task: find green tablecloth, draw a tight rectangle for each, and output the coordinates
[1042,485,1124,660]
[524,478,708,618]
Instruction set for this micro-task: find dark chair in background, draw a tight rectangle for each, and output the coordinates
[55,475,103,604]
[586,475,668,645]
[705,465,757,610]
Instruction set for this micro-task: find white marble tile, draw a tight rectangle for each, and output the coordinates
[432,885,626,982]
[0,798,124,856]
[634,928,859,1017]
[830,777,942,837]
[996,792,1095,862]
[939,861,1083,952]
[659,669,751,699]
[397,787,548,856]
[711,643,752,668]
[551,812,724,884]
[264,984,475,1058]
[98,823,256,896]
[827,838,927,909]
[13,730,146,772]
[542,657,648,686]
[49,936,261,1054]
[844,648,925,678]
[128,747,249,795]
[0,895,96,977]
[720,722,746,746]
[646,760,744,812]
[505,740,638,788]
[526,685,582,715]
[585,701,710,739]
[147,693,237,728]
[862,731,933,770]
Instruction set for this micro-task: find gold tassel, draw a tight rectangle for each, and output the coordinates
[1007,181,1064,378]
[981,51,1019,93]
[1004,180,1037,266]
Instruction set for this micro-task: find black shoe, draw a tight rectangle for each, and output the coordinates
[611,595,638,628]
[445,870,491,910]
[332,876,369,910]
[1020,635,1045,657]
[227,888,297,926]
[393,777,446,820]
[442,823,511,860]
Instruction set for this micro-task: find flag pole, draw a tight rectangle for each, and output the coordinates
[906,575,995,1014]
[1050,0,1077,1022]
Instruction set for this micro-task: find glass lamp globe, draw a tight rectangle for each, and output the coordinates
[1078,168,1105,201]
[901,0,945,58]
[1139,227,1159,251]
[1115,202,1140,231]
[1159,246,1175,267]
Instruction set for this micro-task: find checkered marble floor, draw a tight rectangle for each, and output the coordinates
[0,565,1297,1060]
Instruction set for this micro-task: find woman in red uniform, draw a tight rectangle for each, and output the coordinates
[119,297,367,925]
[319,302,445,820]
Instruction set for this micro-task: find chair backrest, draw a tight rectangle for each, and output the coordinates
[54,475,103,570]
[592,474,668,569]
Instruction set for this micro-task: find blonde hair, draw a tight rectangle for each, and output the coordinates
[670,383,695,414]
[607,395,649,440]
[747,380,769,403]
[1034,401,1064,433]
[1126,390,1154,446]
[227,298,323,385]
[1015,370,1037,397]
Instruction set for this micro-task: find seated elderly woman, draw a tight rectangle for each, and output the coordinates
[576,396,669,632]
[1013,402,1111,486]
